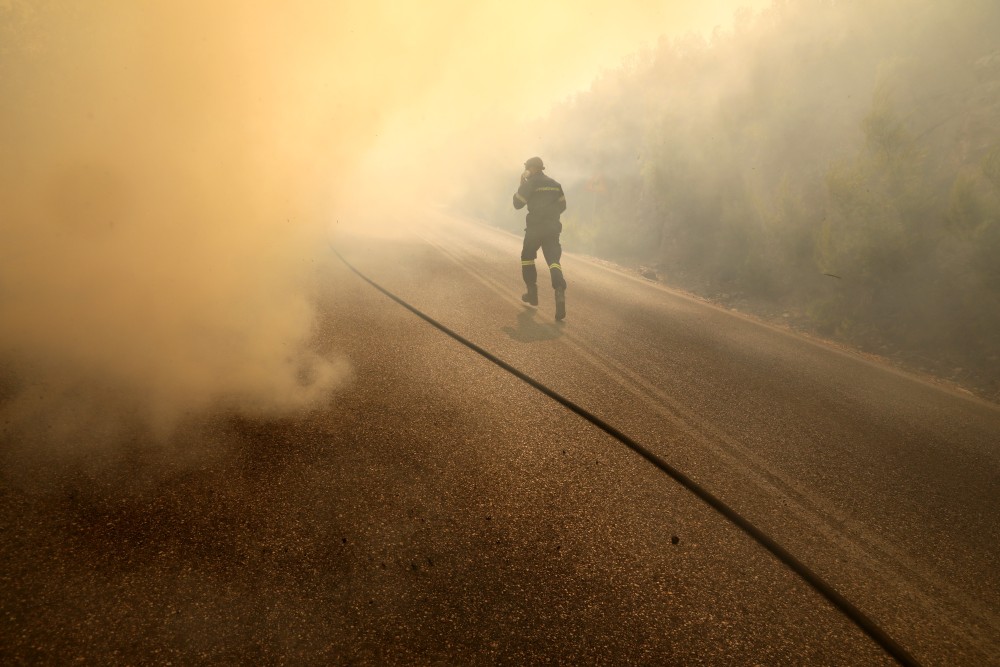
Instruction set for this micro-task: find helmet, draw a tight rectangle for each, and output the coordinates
[523,156,545,170]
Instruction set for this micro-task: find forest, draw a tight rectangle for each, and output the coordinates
[457,0,1000,401]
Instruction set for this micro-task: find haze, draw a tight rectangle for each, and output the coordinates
[0,1,766,450]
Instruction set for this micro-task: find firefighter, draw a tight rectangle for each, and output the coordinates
[513,156,567,321]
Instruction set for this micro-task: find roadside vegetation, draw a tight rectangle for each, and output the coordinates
[458,0,1000,401]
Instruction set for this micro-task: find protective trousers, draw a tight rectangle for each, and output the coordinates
[521,224,566,290]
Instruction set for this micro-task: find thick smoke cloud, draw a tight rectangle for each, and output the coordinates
[0,2,370,446]
[0,1,762,450]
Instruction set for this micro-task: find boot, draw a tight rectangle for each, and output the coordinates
[521,285,538,306]
[554,287,566,321]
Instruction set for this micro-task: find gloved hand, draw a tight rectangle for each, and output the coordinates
[521,169,531,183]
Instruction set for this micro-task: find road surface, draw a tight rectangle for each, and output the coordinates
[1,213,997,665]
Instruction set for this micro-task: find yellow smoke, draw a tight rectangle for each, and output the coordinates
[0,0,761,444]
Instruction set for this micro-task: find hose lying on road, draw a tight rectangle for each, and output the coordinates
[332,247,922,667]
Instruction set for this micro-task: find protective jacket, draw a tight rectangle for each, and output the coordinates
[513,172,567,228]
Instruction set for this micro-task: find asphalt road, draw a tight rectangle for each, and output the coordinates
[1,213,997,665]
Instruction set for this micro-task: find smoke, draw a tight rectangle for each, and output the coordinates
[0,1,762,451]
[0,2,364,447]
[348,1,773,209]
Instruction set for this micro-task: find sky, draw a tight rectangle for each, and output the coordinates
[0,0,769,446]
